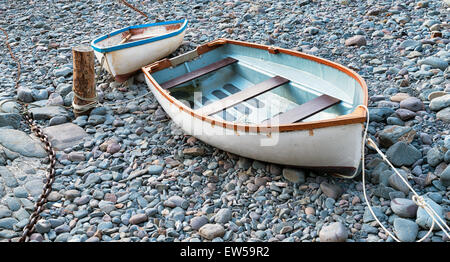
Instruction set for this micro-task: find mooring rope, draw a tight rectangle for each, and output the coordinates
[358,104,450,242]
[0,27,21,89]
[119,0,148,19]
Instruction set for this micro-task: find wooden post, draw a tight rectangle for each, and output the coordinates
[72,45,96,117]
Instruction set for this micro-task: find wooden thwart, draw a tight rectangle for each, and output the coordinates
[262,94,341,125]
[160,57,238,89]
[196,76,290,116]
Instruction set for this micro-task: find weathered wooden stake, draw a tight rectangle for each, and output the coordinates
[72,45,96,117]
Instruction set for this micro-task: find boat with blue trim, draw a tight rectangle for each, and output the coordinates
[91,19,187,82]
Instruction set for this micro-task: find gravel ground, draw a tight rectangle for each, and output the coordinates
[0,0,449,242]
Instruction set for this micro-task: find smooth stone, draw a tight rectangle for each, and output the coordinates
[35,219,51,233]
[319,222,348,242]
[56,84,72,97]
[428,91,448,101]
[369,108,395,122]
[47,191,62,202]
[386,141,421,167]
[17,87,33,103]
[345,35,366,47]
[182,147,204,157]
[399,40,420,49]
[427,147,443,167]
[49,115,68,126]
[64,189,80,200]
[377,125,414,148]
[363,206,387,223]
[43,123,88,150]
[399,97,423,112]
[0,206,12,219]
[390,93,410,102]
[394,218,418,242]
[190,216,209,231]
[320,182,343,200]
[0,113,20,129]
[395,108,416,121]
[29,233,44,242]
[46,93,64,106]
[24,179,44,197]
[416,197,445,230]
[148,165,163,175]
[388,170,410,194]
[418,57,448,71]
[85,173,101,186]
[97,221,113,232]
[106,143,121,154]
[391,198,418,218]
[373,184,396,199]
[214,208,232,224]
[90,107,107,116]
[87,115,105,125]
[167,195,189,209]
[0,217,18,230]
[0,129,46,158]
[436,107,450,123]
[5,197,21,211]
[282,168,305,184]
[54,223,70,233]
[29,106,67,120]
[129,213,148,225]
[13,187,28,198]
[0,166,18,188]
[237,157,252,169]
[198,224,225,240]
[430,94,450,111]
[68,152,85,162]
[53,67,72,77]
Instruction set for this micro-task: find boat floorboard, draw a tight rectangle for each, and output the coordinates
[196,76,290,116]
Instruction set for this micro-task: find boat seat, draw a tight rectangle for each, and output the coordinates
[160,57,238,89]
[196,76,290,116]
[262,94,341,125]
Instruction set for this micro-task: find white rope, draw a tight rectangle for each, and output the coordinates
[358,104,450,242]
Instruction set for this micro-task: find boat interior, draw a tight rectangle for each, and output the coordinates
[150,43,365,125]
[96,22,183,48]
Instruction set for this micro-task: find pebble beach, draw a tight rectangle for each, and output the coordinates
[0,0,449,243]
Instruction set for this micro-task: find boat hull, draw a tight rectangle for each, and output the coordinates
[142,39,368,178]
[92,20,187,82]
[145,76,363,178]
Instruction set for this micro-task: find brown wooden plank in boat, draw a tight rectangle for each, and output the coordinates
[160,57,238,90]
[262,94,341,125]
[196,76,290,116]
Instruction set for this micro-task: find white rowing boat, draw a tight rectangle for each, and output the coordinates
[142,39,368,178]
[91,19,187,82]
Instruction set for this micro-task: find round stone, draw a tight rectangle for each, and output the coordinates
[319,222,348,242]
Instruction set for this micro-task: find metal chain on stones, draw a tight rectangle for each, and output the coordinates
[18,109,57,242]
[1,27,57,242]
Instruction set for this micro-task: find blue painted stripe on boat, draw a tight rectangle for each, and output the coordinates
[91,19,188,53]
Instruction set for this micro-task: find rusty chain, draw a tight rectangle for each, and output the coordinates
[1,27,57,242]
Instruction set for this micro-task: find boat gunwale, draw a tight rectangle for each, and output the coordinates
[142,38,368,133]
[91,19,188,53]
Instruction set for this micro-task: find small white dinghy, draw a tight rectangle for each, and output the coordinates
[91,19,187,82]
[142,39,368,178]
